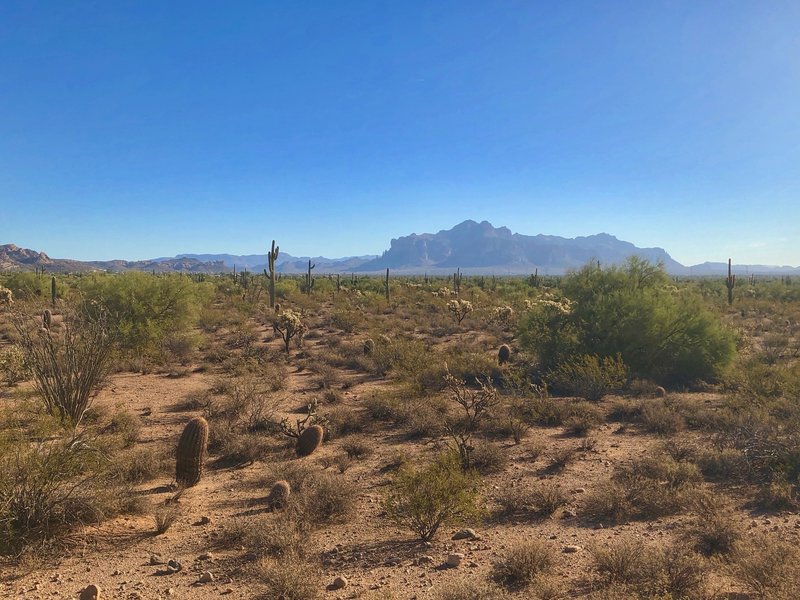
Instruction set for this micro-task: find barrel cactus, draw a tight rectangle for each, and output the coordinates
[363,338,375,355]
[42,309,52,330]
[176,416,209,487]
[267,480,291,508]
[498,344,511,365]
[655,386,667,398]
[296,424,324,457]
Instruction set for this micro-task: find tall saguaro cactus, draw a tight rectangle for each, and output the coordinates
[266,240,279,310]
[50,276,57,306]
[453,268,462,296]
[385,268,390,301]
[306,259,316,295]
[726,258,736,305]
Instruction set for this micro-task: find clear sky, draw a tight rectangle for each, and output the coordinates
[1,1,799,266]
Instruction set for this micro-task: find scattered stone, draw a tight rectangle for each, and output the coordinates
[446,553,464,567]
[572,487,586,494]
[198,572,214,583]
[79,584,100,600]
[149,556,164,566]
[562,509,577,518]
[198,516,212,525]
[416,555,434,565]
[329,576,348,590]
[563,545,582,553]
[166,560,182,573]
[197,553,214,561]
[452,528,478,540]
[384,557,402,566]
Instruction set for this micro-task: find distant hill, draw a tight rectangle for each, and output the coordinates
[3,221,799,275]
[0,244,228,274]
[354,220,685,274]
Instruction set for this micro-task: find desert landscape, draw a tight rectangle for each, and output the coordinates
[1,257,799,600]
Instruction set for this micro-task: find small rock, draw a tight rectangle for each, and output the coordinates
[452,528,478,540]
[572,487,586,494]
[384,556,401,566]
[562,509,577,518]
[563,545,582,553]
[416,555,434,565]
[149,556,163,566]
[197,553,214,561]
[165,590,175,596]
[329,576,348,590]
[198,516,212,525]
[198,572,214,584]
[79,585,100,600]
[446,553,464,567]
[166,560,182,573]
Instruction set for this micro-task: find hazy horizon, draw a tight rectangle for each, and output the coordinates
[2,2,799,266]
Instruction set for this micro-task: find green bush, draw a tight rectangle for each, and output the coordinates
[518,258,736,385]
[384,452,481,542]
[77,272,211,360]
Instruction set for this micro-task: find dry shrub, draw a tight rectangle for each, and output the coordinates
[591,540,705,598]
[253,556,322,600]
[471,443,508,474]
[109,446,170,484]
[340,437,372,459]
[683,495,742,556]
[639,399,684,434]
[433,580,508,599]
[564,401,604,436]
[106,410,141,447]
[268,463,355,528]
[546,446,578,474]
[731,531,800,599]
[493,539,555,589]
[152,503,180,535]
[582,454,702,524]
[325,407,366,438]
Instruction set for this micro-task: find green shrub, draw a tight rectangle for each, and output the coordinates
[519,258,736,385]
[547,354,627,401]
[384,452,481,542]
[77,272,211,360]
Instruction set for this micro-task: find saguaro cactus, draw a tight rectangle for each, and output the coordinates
[51,276,57,306]
[265,240,280,310]
[453,268,462,296]
[385,268,390,301]
[305,259,316,295]
[176,416,209,487]
[726,258,736,305]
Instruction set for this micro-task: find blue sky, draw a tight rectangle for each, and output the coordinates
[1,1,799,265]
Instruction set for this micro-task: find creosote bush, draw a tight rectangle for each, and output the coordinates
[493,539,555,589]
[384,452,481,542]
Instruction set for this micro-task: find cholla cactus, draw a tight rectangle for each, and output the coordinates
[0,345,27,386]
[447,299,473,324]
[527,293,573,314]
[489,306,514,326]
[0,286,12,306]
[273,309,307,354]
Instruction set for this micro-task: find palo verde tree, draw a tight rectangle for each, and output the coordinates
[518,257,736,385]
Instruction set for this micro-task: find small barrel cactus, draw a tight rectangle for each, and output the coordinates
[274,302,281,314]
[176,416,209,487]
[296,424,324,457]
[363,338,375,355]
[498,344,511,365]
[267,480,291,508]
[42,309,52,330]
[655,386,667,398]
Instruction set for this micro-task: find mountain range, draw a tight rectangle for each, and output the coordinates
[2,220,798,276]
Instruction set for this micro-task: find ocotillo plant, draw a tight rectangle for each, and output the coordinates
[384,268,390,301]
[50,276,57,306]
[266,240,279,309]
[726,258,736,305]
[305,259,316,295]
